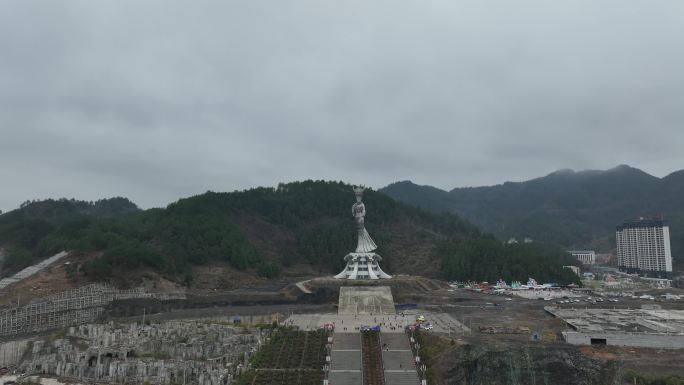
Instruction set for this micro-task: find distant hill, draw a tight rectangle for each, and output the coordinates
[381,165,684,269]
[0,181,580,285]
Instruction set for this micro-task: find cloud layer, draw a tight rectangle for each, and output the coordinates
[1,1,683,211]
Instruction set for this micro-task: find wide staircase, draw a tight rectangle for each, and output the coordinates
[329,286,421,385]
[380,333,420,385]
[329,331,420,385]
[329,333,362,385]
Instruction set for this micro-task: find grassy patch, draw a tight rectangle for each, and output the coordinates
[626,371,684,385]
[413,330,453,385]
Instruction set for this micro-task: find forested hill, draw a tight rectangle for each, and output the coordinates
[0,197,139,270]
[0,181,580,285]
[381,165,684,268]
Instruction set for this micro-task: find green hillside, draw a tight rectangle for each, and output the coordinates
[0,197,139,271]
[381,165,684,270]
[0,181,580,285]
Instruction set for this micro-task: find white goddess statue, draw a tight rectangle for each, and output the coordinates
[334,186,391,280]
[352,186,378,253]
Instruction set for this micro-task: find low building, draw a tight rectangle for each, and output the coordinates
[568,250,595,265]
[563,265,581,276]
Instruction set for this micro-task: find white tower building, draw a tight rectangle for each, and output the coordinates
[334,186,392,280]
[616,219,673,278]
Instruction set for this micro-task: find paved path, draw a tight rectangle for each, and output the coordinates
[284,311,469,334]
[0,251,69,289]
[327,332,423,385]
[295,280,312,294]
[385,370,420,385]
[329,371,362,385]
[285,313,418,333]
[334,333,362,350]
[381,333,420,385]
[330,333,362,385]
[381,333,411,350]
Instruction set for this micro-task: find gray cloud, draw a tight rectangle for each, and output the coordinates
[1,0,684,211]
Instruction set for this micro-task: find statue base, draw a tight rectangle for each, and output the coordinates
[338,286,395,314]
[333,252,392,280]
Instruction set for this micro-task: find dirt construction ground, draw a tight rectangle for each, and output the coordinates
[419,288,684,378]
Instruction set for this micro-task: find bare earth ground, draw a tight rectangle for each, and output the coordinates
[188,262,266,292]
[0,255,323,307]
[421,288,684,379]
[0,253,87,307]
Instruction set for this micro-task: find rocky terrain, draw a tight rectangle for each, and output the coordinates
[426,339,619,385]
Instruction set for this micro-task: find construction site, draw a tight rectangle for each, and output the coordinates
[0,283,185,338]
[546,306,684,348]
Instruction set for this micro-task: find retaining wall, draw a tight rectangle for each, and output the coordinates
[562,331,684,349]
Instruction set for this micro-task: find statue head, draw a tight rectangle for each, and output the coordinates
[353,186,365,203]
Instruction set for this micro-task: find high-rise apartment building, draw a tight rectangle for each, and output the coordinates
[616,219,672,278]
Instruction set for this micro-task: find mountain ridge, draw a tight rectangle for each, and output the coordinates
[380,166,684,270]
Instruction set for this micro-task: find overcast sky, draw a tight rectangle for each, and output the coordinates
[1,1,684,212]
